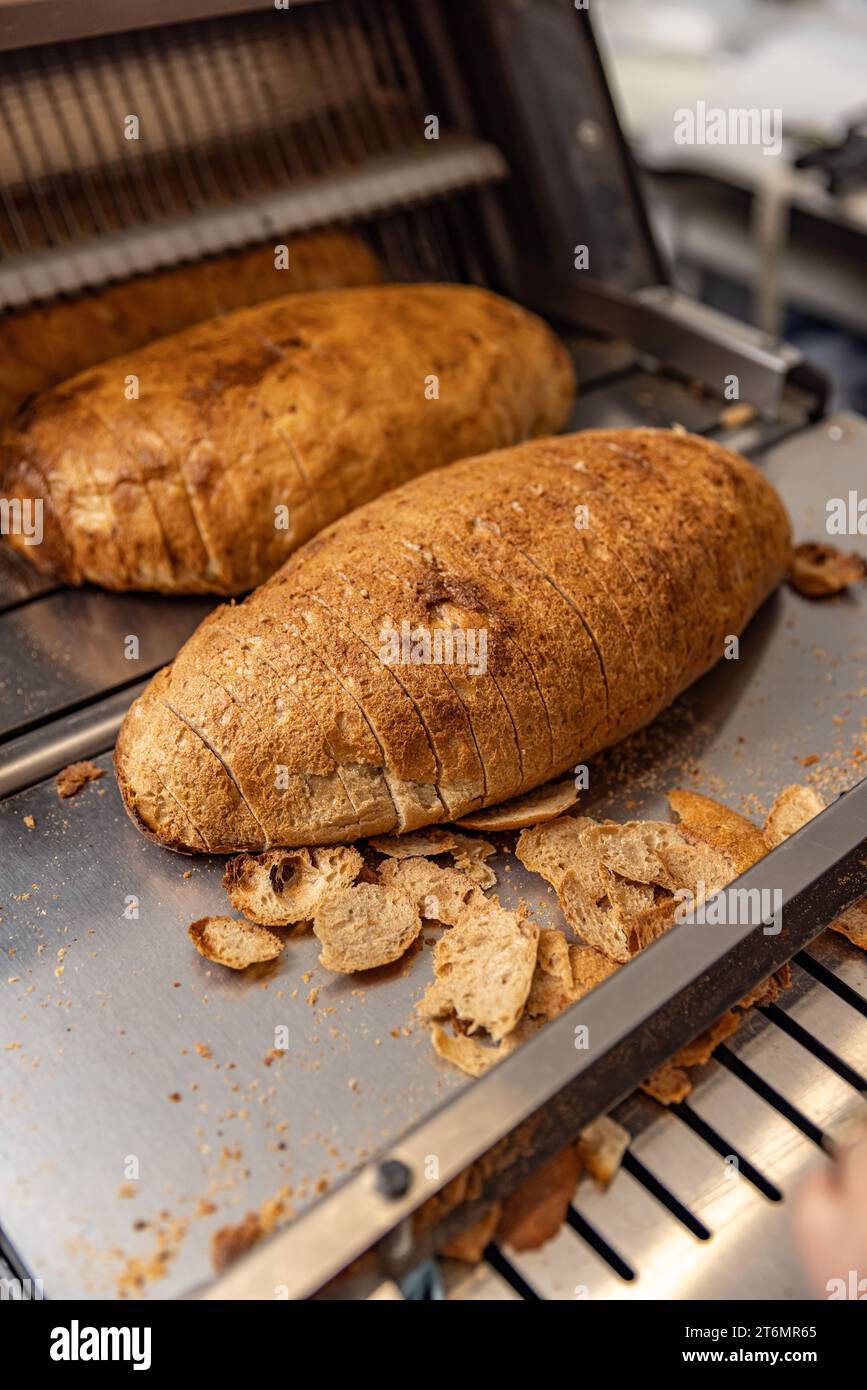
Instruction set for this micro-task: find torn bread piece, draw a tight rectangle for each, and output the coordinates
[559,862,669,965]
[440,1203,503,1263]
[581,820,680,889]
[369,828,458,858]
[576,1115,630,1187]
[188,916,283,970]
[790,542,867,598]
[419,901,539,1042]
[642,964,792,1104]
[431,1024,516,1078]
[449,832,497,888]
[372,827,496,887]
[525,928,578,1020]
[831,899,867,951]
[568,942,620,996]
[313,882,421,973]
[431,930,594,1078]
[223,845,362,926]
[668,788,770,876]
[56,759,106,799]
[516,815,599,893]
[379,856,488,925]
[760,785,865,953]
[764,784,826,849]
[455,778,578,831]
[582,819,729,900]
[496,1145,583,1252]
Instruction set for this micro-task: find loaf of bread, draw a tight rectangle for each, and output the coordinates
[115,428,792,854]
[2,284,574,594]
[0,230,380,418]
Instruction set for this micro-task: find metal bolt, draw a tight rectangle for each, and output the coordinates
[376,1158,412,1199]
[576,118,602,151]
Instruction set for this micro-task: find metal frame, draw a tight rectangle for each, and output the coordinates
[518,268,828,420]
[0,1,286,53]
[203,778,867,1299]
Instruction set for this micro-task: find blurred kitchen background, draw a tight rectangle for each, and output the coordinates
[592,0,867,412]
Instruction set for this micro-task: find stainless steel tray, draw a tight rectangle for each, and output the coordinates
[1,409,866,1299]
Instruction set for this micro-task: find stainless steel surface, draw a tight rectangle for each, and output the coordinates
[0,589,213,743]
[522,270,826,419]
[2,414,866,1299]
[0,682,148,798]
[0,548,57,613]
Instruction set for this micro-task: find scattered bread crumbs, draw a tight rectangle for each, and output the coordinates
[168,1092,182,1103]
[117,1185,137,1199]
[56,759,106,799]
[306,987,319,1008]
[117,1222,186,1297]
[23,815,35,829]
[263,1048,285,1066]
[210,1188,295,1273]
[194,1043,212,1059]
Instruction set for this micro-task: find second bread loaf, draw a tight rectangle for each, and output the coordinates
[2,283,574,594]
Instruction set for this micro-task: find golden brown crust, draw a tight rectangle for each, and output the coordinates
[116,429,791,852]
[5,282,574,593]
[0,231,381,419]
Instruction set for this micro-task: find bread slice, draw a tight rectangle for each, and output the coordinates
[455,778,578,831]
[516,815,600,894]
[370,829,459,858]
[418,902,539,1042]
[764,784,826,848]
[224,845,362,926]
[668,788,771,876]
[313,882,421,973]
[188,916,283,970]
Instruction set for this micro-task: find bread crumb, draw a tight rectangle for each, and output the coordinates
[56,759,105,800]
